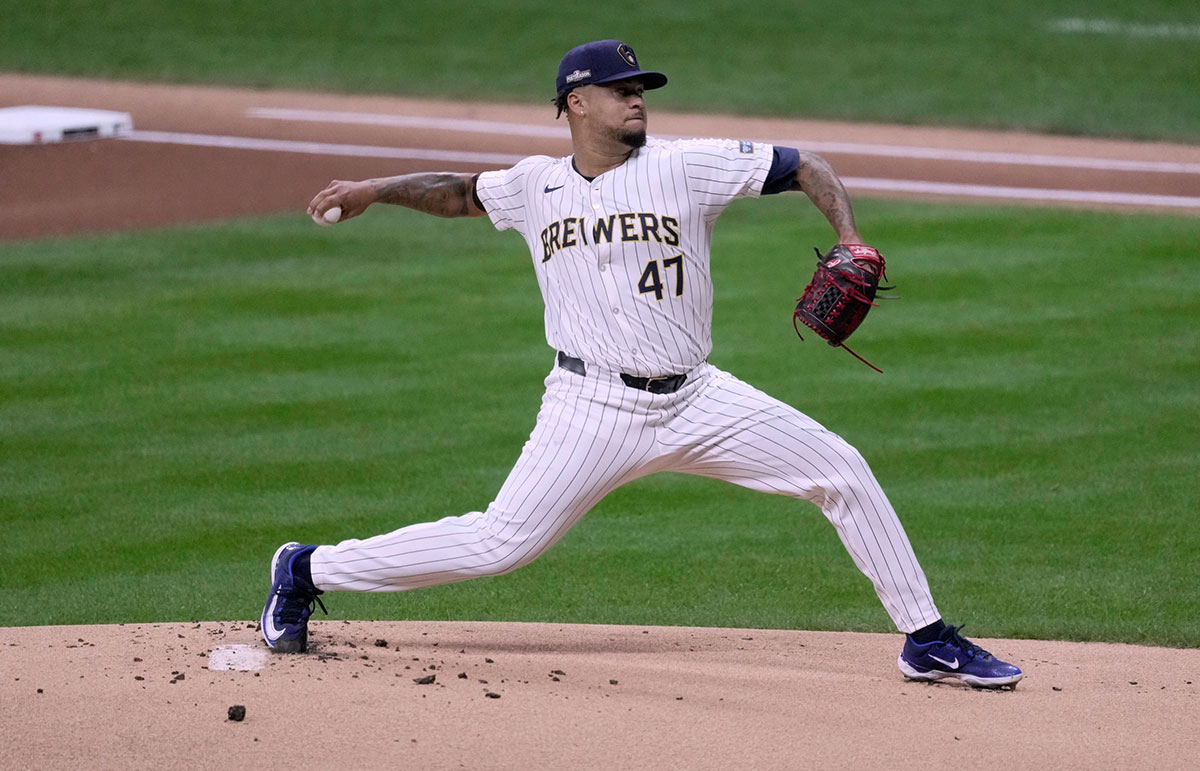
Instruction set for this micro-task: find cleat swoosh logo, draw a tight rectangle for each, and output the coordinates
[263,594,285,641]
[544,184,564,193]
[929,654,960,669]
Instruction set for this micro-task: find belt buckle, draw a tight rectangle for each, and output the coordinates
[644,374,678,394]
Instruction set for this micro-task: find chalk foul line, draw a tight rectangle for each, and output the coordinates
[122,129,525,165]
[246,106,1200,175]
[119,130,1200,210]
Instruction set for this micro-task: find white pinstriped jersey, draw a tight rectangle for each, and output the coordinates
[310,138,943,636]
[476,137,774,377]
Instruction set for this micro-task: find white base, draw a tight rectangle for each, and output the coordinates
[0,105,134,145]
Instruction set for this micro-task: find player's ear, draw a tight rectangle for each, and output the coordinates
[567,90,585,117]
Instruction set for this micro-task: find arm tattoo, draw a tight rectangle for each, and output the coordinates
[374,173,473,218]
[792,152,859,241]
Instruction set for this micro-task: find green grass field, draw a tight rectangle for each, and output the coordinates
[4,0,1199,140]
[2,0,1198,645]
[2,199,1196,646]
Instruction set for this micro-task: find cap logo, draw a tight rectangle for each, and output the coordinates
[617,43,638,68]
[565,68,591,84]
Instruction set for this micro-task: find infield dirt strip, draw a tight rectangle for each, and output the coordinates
[1,76,1199,770]
[1,74,1199,239]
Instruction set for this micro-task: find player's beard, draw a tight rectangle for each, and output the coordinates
[617,127,647,148]
[607,115,647,149]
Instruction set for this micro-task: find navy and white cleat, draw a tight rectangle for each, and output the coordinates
[898,624,1023,689]
[261,542,326,653]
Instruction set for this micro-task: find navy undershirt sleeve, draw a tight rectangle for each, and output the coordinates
[471,173,486,212]
[762,146,801,195]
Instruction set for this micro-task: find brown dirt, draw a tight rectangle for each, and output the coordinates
[2,75,1199,769]
[2,620,1197,771]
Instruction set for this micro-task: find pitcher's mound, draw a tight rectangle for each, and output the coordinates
[1,620,1195,770]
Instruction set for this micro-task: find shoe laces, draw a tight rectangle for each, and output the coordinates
[941,624,993,662]
[276,590,327,626]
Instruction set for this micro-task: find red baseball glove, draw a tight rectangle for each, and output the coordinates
[793,244,893,372]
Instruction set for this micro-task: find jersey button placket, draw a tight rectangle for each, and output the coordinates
[590,189,637,352]
[589,188,607,268]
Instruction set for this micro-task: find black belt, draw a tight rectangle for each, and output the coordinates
[556,351,688,395]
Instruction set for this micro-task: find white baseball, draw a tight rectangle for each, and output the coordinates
[323,206,342,225]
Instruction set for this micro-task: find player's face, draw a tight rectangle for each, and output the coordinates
[589,79,648,149]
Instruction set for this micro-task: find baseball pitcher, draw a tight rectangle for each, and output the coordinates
[263,40,1023,689]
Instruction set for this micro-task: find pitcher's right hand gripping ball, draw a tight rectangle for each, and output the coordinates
[793,244,892,372]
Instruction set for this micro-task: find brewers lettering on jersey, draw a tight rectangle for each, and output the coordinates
[272,39,1024,689]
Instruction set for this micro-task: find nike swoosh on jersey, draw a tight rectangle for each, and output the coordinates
[544,184,565,193]
[929,653,959,669]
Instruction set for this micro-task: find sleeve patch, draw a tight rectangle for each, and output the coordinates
[738,140,754,154]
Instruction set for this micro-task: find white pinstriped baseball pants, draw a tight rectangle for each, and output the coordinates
[310,359,941,633]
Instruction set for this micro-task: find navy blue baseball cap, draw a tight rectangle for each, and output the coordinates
[555,40,668,98]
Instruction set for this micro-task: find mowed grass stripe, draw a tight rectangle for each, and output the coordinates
[2,0,1199,140]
